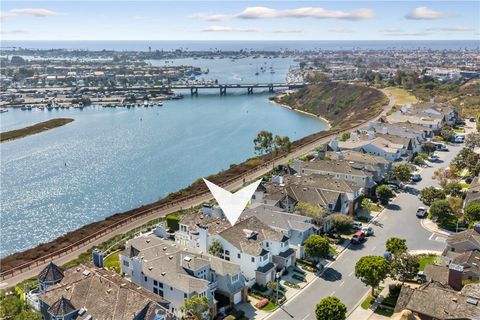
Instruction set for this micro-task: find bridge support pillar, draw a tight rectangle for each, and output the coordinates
[190,87,198,96]
[247,87,253,95]
[268,85,274,93]
[220,86,227,96]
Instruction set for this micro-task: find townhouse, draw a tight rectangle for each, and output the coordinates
[242,203,319,258]
[387,102,457,130]
[120,235,247,318]
[324,150,391,183]
[29,262,173,320]
[174,213,295,287]
[293,158,376,194]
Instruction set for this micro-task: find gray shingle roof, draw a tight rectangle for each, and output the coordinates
[39,262,64,283]
[47,296,76,316]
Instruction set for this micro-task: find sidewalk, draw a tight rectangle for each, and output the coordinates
[347,279,393,320]
[420,218,453,237]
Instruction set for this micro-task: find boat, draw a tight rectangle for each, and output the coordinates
[21,106,27,110]
[0,109,8,113]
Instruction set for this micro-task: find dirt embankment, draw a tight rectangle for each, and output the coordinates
[276,82,388,130]
[1,118,74,142]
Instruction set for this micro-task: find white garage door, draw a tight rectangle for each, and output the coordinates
[233,291,242,304]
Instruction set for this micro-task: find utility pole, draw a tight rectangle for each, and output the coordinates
[275,272,280,306]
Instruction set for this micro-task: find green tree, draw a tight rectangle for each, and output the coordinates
[419,187,446,206]
[429,199,455,227]
[253,130,274,155]
[0,296,23,318]
[355,256,390,295]
[330,213,353,232]
[452,148,480,175]
[444,182,463,197]
[440,126,455,142]
[304,235,330,261]
[448,196,464,218]
[465,201,480,222]
[361,198,373,213]
[180,295,209,320]
[273,135,292,154]
[315,296,347,320]
[465,132,480,149]
[389,163,414,182]
[386,237,408,255]
[295,202,325,225]
[414,153,428,165]
[376,185,394,205]
[391,253,419,283]
[208,239,223,258]
[421,142,437,154]
[339,132,351,142]
[15,310,42,320]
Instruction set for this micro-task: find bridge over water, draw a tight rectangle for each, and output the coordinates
[166,82,306,96]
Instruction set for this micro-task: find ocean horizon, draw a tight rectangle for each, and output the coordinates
[1,40,479,51]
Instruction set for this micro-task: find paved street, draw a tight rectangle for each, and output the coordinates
[268,142,465,320]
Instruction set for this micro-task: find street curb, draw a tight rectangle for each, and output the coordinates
[420,219,452,237]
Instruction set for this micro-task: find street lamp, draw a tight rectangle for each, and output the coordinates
[275,272,281,306]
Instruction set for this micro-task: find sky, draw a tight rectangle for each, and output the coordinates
[1,1,479,41]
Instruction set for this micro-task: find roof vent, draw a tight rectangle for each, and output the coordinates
[168,256,173,260]
[184,256,192,262]
[146,239,150,243]
[163,247,167,251]
[148,266,153,271]
[120,283,126,287]
[466,298,478,306]
[161,272,166,276]
[82,270,91,277]
[106,288,112,294]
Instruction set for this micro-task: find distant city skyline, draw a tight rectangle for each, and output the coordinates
[1,1,479,41]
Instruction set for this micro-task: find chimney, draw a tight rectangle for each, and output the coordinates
[337,151,344,161]
[367,131,375,140]
[448,263,463,291]
[330,139,339,151]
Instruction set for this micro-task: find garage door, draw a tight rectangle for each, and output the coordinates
[233,291,242,304]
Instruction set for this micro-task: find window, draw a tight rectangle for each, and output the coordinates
[266,242,269,247]
[144,276,147,282]
[153,287,158,294]
[251,257,255,263]
[184,293,187,298]
[224,250,230,255]
[154,280,158,286]
[232,274,239,282]
[170,286,173,291]
[122,260,129,267]
[237,253,241,259]
[159,290,163,297]
[158,282,163,288]
[225,257,230,261]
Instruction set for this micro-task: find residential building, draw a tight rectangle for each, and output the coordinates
[442,227,480,257]
[120,235,247,317]
[293,159,376,193]
[394,282,480,319]
[31,262,173,320]
[242,203,318,258]
[464,177,480,209]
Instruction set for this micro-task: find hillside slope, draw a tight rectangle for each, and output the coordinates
[277,82,388,129]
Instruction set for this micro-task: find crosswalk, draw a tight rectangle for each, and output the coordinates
[429,232,447,243]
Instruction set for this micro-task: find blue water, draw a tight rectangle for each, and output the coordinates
[0,56,328,257]
[2,40,479,51]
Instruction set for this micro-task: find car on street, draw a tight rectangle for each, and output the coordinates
[454,134,465,143]
[351,231,366,244]
[411,173,422,182]
[428,154,440,162]
[388,184,400,192]
[469,117,476,123]
[361,226,374,236]
[416,206,427,218]
[352,221,363,230]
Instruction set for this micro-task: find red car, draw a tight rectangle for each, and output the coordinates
[351,231,366,244]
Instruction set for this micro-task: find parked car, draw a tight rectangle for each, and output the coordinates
[362,226,374,236]
[388,184,400,192]
[411,174,422,182]
[352,221,363,230]
[428,154,440,162]
[416,271,427,283]
[351,231,366,244]
[465,177,473,184]
[416,207,427,218]
[456,120,466,126]
[469,117,476,123]
[454,135,465,143]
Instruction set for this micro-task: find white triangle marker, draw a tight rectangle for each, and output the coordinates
[203,178,263,226]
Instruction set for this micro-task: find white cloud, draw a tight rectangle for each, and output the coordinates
[190,13,230,21]
[406,7,449,20]
[1,29,28,35]
[426,27,473,32]
[237,7,374,20]
[130,15,149,21]
[201,25,259,33]
[273,29,303,34]
[381,28,403,33]
[328,27,353,33]
[1,8,62,20]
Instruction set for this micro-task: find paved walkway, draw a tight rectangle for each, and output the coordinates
[420,219,453,236]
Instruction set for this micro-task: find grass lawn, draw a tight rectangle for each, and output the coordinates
[329,246,338,255]
[419,254,437,271]
[262,300,277,312]
[459,182,470,189]
[104,252,120,273]
[454,128,466,133]
[384,87,419,107]
[370,203,382,212]
[361,295,376,309]
[374,307,394,317]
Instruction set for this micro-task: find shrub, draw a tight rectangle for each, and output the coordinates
[330,214,353,232]
[165,214,180,231]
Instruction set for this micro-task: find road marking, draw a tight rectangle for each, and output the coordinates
[429,233,435,240]
[371,245,377,251]
[348,271,354,277]
[330,291,336,296]
[301,314,311,320]
[339,281,345,287]
[0,282,7,288]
